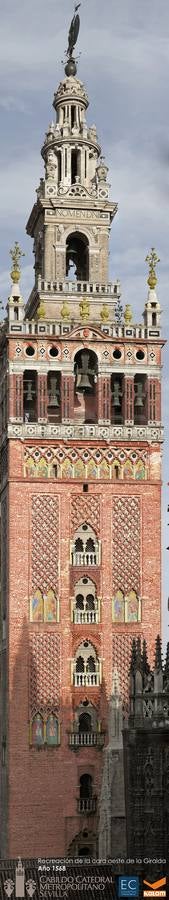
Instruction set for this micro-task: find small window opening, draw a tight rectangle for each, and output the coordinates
[114,464,119,480]
[57,152,61,184]
[14,306,19,321]
[152,312,157,326]
[65,149,67,178]
[71,150,78,184]
[71,106,76,129]
[83,484,88,492]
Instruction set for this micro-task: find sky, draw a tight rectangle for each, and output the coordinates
[0,0,168,647]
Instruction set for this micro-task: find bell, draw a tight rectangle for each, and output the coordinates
[48,377,60,406]
[135,383,143,407]
[76,351,94,393]
[24,379,35,401]
[112,382,122,407]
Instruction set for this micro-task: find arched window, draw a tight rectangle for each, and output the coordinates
[74,641,100,686]
[47,373,61,423]
[23,370,37,423]
[76,656,85,673]
[76,594,84,610]
[74,349,98,425]
[134,375,147,425]
[71,523,100,567]
[80,773,92,799]
[111,375,124,425]
[66,232,89,282]
[79,713,92,733]
[78,774,97,814]
[73,577,98,623]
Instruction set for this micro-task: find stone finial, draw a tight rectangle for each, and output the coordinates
[37,302,45,319]
[164,642,169,678]
[145,247,160,289]
[60,300,70,319]
[9,242,25,284]
[100,303,109,323]
[124,304,132,324]
[79,299,90,320]
[142,639,150,677]
[154,634,163,671]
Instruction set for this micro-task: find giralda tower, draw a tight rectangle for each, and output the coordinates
[0,9,163,857]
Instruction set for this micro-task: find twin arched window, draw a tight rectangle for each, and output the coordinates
[71,523,100,566]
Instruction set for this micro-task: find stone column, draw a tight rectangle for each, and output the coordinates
[61,375,74,423]
[44,225,54,281]
[37,374,48,422]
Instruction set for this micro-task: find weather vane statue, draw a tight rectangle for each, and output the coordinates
[64,3,81,76]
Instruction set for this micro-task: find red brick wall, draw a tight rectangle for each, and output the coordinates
[4,449,161,857]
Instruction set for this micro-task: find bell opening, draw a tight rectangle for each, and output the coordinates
[66,232,89,282]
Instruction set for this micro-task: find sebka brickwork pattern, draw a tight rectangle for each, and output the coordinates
[71,494,100,535]
[31,495,59,594]
[112,496,141,595]
[29,632,61,717]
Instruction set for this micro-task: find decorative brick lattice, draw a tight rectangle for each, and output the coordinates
[112,632,142,707]
[112,497,140,594]
[31,495,59,594]
[29,632,61,716]
[71,495,100,535]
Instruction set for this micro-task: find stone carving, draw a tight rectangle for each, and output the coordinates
[45,150,58,180]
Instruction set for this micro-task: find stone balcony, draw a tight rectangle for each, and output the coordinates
[73,672,100,687]
[68,731,105,749]
[73,609,99,624]
[77,797,97,814]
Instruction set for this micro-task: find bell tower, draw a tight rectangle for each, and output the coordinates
[0,8,164,859]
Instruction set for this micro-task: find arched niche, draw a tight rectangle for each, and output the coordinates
[66,231,89,281]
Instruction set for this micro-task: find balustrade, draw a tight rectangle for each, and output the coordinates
[71,551,99,566]
[73,672,100,687]
[73,609,98,624]
[68,731,105,748]
[77,796,97,814]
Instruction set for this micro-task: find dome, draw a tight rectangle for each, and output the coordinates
[53,75,89,113]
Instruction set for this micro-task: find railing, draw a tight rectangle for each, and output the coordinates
[73,672,100,687]
[69,732,105,748]
[73,609,99,624]
[37,276,120,298]
[71,552,99,567]
[77,797,97,814]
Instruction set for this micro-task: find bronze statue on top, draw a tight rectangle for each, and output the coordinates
[65,3,81,76]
